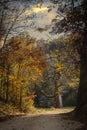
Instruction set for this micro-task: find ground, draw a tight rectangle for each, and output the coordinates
[0,108,84,130]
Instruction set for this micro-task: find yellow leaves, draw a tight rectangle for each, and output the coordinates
[9,35,36,52]
[9,75,16,81]
[8,39,47,85]
[10,37,21,48]
[55,62,64,74]
[68,82,76,88]
[68,82,78,88]
[28,66,43,82]
[27,44,35,50]
[0,39,4,47]
[68,78,79,88]
[0,35,48,110]
[31,66,42,75]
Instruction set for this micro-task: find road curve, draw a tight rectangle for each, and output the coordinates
[0,110,83,130]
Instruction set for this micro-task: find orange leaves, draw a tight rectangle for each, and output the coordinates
[28,91,36,100]
[9,37,21,50]
[0,35,48,110]
[9,34,36,50]
[0,67,6,75]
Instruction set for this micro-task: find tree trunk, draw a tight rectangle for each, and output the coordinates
[5,64,10,103]
[76,0,87,115]
[55,93,60,108]
[77,54,87,110]
[71,0,74,10]
[54,82,60,108]
[19,86,23,111]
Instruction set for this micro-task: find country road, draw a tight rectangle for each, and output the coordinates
[0,109,83,130]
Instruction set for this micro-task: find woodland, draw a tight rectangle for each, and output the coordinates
[0,0,87,128]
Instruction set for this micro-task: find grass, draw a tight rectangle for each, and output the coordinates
[0,101,75,122]
[34,107,75,114]
[0,102,24,121]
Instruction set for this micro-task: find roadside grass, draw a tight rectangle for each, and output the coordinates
[35,107,75,114]
[0,102,24,121]
[0,100,75,122]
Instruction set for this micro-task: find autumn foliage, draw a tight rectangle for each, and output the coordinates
[0,35,48,111]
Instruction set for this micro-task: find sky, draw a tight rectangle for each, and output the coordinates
[0,0,83,47]
[0,0,60,47]
[9,0,64,41]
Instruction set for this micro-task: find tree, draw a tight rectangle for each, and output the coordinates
[0,34,48,111]
[33,38,79,108]
[49,0,87,115]
[0,0,49,111]
[76,0,87,115]
[0,0,30,46]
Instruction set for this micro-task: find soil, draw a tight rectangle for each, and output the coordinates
[0,108,84,130]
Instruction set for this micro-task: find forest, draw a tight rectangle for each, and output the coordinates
[0,0,87,130]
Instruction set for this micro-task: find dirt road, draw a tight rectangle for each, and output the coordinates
[0,109,83,130]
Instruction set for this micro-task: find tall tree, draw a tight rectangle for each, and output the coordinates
[50,0,87,115]
[76,0,87,115]
[0,34,48,111]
